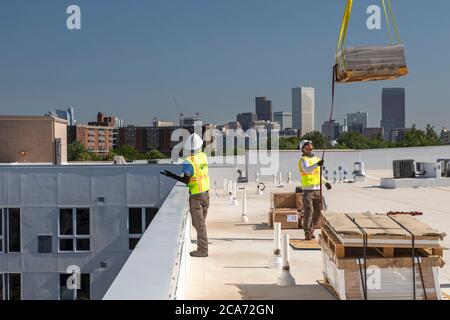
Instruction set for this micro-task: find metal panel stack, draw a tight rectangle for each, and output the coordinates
[320,213,446,300]
[336,44,408,83]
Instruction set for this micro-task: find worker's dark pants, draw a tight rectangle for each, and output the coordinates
[302,190,322,232]
[189,191,210,253]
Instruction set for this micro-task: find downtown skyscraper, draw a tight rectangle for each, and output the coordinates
[381,88,406,141]
[292,87,315,137]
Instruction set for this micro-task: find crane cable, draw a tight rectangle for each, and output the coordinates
[321,0,402,209]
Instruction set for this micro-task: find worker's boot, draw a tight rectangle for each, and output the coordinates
[190,250,208,258]
[304,230,312,241]
[309,228,316,239]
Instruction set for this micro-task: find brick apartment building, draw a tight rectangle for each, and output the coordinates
[68,125,114,156]
[119,124,215,156]
[68,113,118,156]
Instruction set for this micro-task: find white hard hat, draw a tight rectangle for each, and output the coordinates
[184,133,203,151]
[299,140,312,151]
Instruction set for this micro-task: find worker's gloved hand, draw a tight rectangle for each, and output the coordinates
[325,183,332,190]
[160,171,170,177]
[161,170,191,185]
[160,170,174,178]
[161,170,180,180]
[317,160,325,167]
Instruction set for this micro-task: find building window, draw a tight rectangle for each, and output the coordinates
[59,273,91,300]
[37,235,53,254]
[0,209,21,253]
[0,209,3,253]
[59,209,90,252]
[8,209,21,253]
[0,274,21,300]
[128,207,158,250]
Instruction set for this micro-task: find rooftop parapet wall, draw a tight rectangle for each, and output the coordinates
[103,183,190,300]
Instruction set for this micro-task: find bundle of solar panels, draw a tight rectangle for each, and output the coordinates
[336,44,408,83]
[320,213,446,300]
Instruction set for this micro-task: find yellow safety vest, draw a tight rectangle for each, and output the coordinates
[298,156,321,188]
[186,152,210,195]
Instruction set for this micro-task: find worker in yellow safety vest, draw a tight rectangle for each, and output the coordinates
[298,140,332,240]
[161,133,210,257]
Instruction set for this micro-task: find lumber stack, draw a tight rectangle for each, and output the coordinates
[320,213,446,300]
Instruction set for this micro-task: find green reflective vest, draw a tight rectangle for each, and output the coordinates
[186,152,210,195]
[298,156,321,188]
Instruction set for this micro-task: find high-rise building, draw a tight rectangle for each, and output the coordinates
[346,112,368,134]
[55,107,76,126]
[273,112,293,132]
[440,128,450,145]
[153,118,174,128]
[88,112,122,149]
[321,120,341,141]
[364,127,384,138]
[68,124,114,156]
[237,112,257,131]
[255,97,273,122]
[391,128,413,142]
[292,87,315,136]
[381,88,406,141]
[181,115,202,127]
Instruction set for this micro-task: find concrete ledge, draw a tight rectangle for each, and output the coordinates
[103,183,190,300]
[381,177,450,189]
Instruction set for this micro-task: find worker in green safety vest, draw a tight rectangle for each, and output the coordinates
[161,133,210,258]
[298,140,332,241]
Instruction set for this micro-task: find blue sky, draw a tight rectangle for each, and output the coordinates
[0,0,449,130]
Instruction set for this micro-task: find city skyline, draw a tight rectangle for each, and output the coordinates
[0,1,449,130]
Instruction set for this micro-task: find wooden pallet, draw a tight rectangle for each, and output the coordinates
[289,239,321,251]
[320,224,346,258]
[320,224,445,259]
[317,278,340,300]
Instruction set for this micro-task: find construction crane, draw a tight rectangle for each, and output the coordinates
[173,97,184,126]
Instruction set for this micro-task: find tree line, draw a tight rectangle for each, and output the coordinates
[279,124,444,151]
[68,141,166,161]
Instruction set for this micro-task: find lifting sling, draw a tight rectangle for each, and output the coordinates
[335,0,408,83]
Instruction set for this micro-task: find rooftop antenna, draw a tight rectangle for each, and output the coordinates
[173,97,184,126]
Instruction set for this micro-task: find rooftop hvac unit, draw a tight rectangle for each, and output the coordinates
[393,160,416,179]
[416,162,442,179]
[438,159,450,177]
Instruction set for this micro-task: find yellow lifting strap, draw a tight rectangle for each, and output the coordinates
[336,0,353,62]
[336,0,402,64]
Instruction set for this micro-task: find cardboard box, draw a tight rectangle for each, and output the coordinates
[269,209,302,229]
[271,192,297,209]
[295,193,303,212]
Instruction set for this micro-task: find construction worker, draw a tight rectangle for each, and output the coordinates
[161,133,210,257]
[298,140,332,241]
